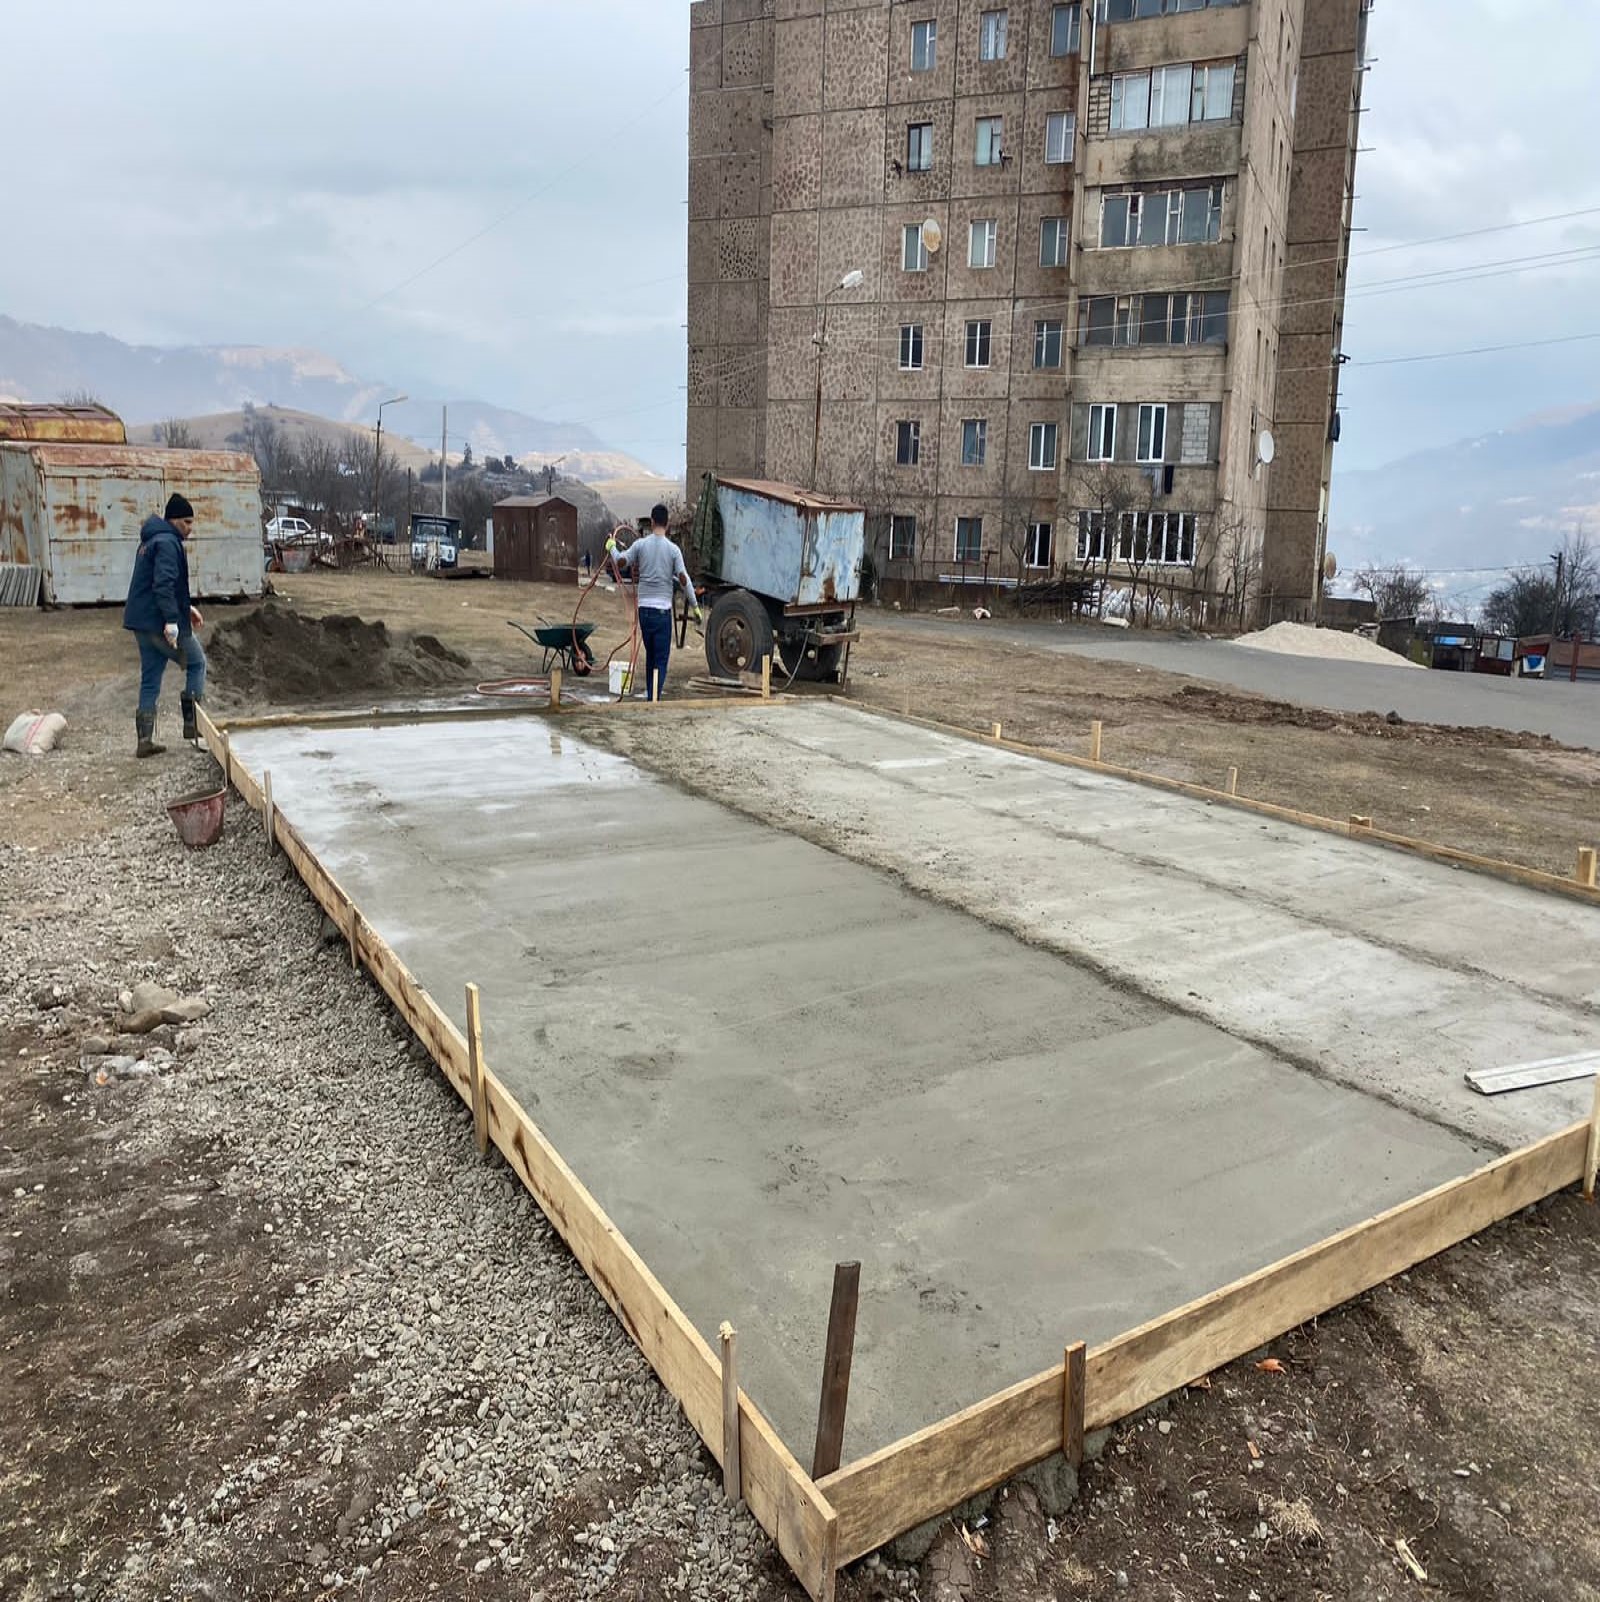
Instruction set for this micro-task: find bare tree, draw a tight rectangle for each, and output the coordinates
[58,387,104,408]
[1208,510,1260,628]
[1074,463,1139,616]
[237,404,292,490]
[156,417,199,450]
[1351,562,1431,622]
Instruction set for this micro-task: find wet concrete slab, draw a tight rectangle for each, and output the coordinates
[233,713,1489,1462]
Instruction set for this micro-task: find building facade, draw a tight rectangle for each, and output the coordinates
[688,0,1367,621]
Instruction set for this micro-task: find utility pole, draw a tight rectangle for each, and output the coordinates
[441,405,449,517]
[1549,548,1565,646]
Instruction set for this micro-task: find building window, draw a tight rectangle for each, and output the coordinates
[1119,510,1197,566]
[1110,72,1151,131]
[1087,403,1116,462]
[974,116,1005,166]
[968,218,998,268]
[1039,215,1070,266]
[961,419,988,466]
[1033,319,1063,369]
[1044,111,1075,164]
[890,515,917,560]
[1077,290,1229,347]
[1098,184,1223,248]
[1077,509,1111,563]
[1103,0,1242,17]
[1028,422,1059,472]
[907,122,934,172]
[1049,3,1081,56]
[911,18,937,72]
[899,322,925,369]
[1136,403,1167,463]
[1026,521,1054,569]
[978,9,1008,60]
[955,515,984,560]
[902,223,929,272]
[895,419,921,465]
[1192,62,1236,122]
[964,319,993,368]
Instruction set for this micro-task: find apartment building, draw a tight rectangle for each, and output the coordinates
[687,0,1368,620]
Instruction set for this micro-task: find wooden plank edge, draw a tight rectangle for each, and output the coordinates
[196,710,839,1600]
[819,1121,1587,1564]
[818,695,1600,907]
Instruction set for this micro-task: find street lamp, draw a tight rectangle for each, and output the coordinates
[811,269,865,490]
[373,393,408,533]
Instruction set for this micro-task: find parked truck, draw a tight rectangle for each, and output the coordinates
[684,474,863,684]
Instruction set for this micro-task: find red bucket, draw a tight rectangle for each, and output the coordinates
[167,787,226,849]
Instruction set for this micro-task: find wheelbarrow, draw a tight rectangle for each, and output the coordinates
[508,620,597,676]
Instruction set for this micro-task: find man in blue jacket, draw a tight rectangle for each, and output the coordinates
[122,493,207,757]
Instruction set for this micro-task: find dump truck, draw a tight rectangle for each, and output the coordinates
[685,474,863,684]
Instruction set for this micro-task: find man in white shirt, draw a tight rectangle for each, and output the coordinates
[607,504,702,700]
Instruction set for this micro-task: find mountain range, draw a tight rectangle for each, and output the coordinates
[0,315,665,485]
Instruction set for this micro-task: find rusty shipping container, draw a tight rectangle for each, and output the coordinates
[0,402,126,446]
[0,444,264,605]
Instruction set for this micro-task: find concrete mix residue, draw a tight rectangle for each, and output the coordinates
[231,705,1597,1463]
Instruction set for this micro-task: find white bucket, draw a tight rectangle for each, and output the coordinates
[608,661,634,696]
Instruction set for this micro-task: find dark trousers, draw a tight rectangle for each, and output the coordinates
[136,631,206,712]
[638,606,672,700]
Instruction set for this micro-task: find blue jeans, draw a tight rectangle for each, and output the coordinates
[638,606,672,700]
[136,631,206,712]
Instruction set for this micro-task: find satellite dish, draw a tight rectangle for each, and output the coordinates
[920,218,944,255]
[1256,429,1276,466]
[1323,551,1339,581]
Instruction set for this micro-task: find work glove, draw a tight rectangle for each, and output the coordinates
[693,606,704,625]
[163,623,180,648]
[605,537,618,555]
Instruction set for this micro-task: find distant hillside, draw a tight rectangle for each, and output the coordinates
[0,315,667,483]
[1331,403,1600,582]
[127,407,437,473]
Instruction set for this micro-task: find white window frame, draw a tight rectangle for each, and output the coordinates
[975,116,1005,167]
[895,419,921,466]
[964,318,993,368]
[1136,402,1167,463]
[1192,62,1236,122]
[1077,509,1110,563]
[889,515,917,560]
[1087,403,1117,462]
[955,515,984,561]
[1049,3,1081,57]
[1149,63,1193,127]
[902,223,929,272]
[1040,215,1069,266]
[960,418,988,466]
[978,9,1008,61]
[911,18,937,72]
[899,322,925,370]
[1044,111,1075,165]
[1119,510,1197,567]
[1033,318,1063,369]
[907,122,934,172]
[1025,521,1054,569]
[1110,71,1151,131]
[1028,422,1058,472]
[968,217,997,268]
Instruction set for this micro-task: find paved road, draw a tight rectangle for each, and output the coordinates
[873,613,1600,747]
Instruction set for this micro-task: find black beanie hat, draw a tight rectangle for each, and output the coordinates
[165,493,194,522]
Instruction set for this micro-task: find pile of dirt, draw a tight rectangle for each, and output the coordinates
[1234,619,1422,668]
[207,599,473,705]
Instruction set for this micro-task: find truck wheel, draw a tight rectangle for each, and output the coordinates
[706,589,774,678]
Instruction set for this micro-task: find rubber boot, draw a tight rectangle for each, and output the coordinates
[135,710,166,759]
[180,693,201,744]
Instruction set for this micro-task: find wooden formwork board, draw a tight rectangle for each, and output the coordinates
[202,702,1598,1591]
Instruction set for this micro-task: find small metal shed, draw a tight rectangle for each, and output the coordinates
[0,402,127,446]
[0,443,265,605]
[492,494,579,585]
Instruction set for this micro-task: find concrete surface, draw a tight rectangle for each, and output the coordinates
[876,613,1600,746]
[235,713,1501,1464]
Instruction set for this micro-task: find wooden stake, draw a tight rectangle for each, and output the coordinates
[811,1260,861,1479]
[761,656,772,701]
[550,664,562,710]
[466,981,488,1158]
[1349,814,1373,832]
[720,1321,742,1501]
[347,902,360,969]
[1062,1341,1087,1468]
[1089,721,1102,763]
[991,722,1003,741]
[1585,1073,1600,1203]
[220,728,232,790]
[1226,766,1238,797]
[263,768,276,854]
[1577,846,1597,889]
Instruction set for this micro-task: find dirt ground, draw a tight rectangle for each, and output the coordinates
[3,571,1599,1602]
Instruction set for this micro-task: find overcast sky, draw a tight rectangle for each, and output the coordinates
[3,1,1598,479]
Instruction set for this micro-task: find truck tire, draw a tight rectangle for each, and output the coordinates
[706,589,774,679]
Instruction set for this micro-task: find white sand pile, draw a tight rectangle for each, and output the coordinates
[1233,620,1422,668]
